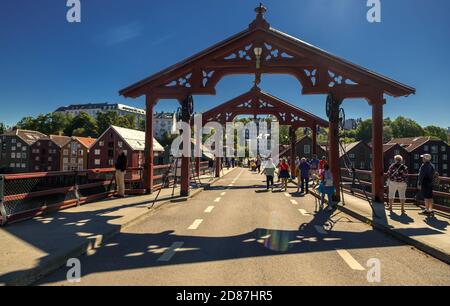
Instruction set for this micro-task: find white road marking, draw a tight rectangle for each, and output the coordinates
[299,209,310,216]
[221,192,226,196]
[284,193,291,198]
[214,197,221,203]
[290,200,298,205]
[188,219,203,230]
[314,225,328,235]
[204,206,215,213]
[157,242,184,262]
[336,249,366,271]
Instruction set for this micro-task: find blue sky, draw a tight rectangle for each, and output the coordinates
[1,0,449,128]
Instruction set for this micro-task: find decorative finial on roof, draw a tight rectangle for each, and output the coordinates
[249,3,270,30]
[255,3,267,17]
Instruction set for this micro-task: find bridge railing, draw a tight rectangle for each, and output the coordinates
[0,167,145,225]
[340,168,450,212]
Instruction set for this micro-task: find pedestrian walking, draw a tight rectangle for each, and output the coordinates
[310,154,320,186]
[418,154,436,216]
[208,158,214,175]
[278,158,290,191]
[387,155,408,214]
[318,163,335,210]
[297,157,311,194]
[262,158,277,191]
[256,156,262,173]
[115,150,128,198]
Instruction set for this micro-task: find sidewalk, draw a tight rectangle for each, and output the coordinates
[325,192,450,264]
[0,168,237,286]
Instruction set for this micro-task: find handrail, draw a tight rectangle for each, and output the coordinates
[1,167,147,225]
[340,168,450,210]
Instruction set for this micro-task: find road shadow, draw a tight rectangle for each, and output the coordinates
[34,206,446,286]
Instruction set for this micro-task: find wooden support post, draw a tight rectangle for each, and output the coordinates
[371,97,385,203]
[215,157,221,178]
[144,96,156,194]
[312,124,318,155]
[290,127,297,179]
[328,110,341,201]
[195,157,201,176]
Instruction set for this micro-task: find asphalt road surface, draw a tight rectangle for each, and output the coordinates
[39,168,450,286]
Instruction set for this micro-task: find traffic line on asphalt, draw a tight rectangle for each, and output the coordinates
[290,200,298,205]
[157,242,184,262]
[204,206,215,213]
[214,197,221,203]
[314,225,328,235]
[336,249,366,271]
[221,192,226,196]
[284,193,291,198]
[299,209,310,216]
[188,219,203,230]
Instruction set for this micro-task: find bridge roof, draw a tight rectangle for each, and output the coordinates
[120,5,415,100]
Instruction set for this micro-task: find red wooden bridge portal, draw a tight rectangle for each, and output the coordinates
[119,4,415,202]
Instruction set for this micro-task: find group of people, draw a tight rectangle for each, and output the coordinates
[260,155,336,210]
[387,153,437,216]
[114,148,439,217]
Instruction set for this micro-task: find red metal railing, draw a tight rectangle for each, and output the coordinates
[0,161,215,225]
[340,168,450,212]
[0,167,145,225]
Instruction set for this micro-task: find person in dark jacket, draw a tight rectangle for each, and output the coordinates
[418,154,435,216]
[115,150,128,198]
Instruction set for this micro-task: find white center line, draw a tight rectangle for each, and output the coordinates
[299,209,310,216]
[188,219,203,230]
[314,225,328,235]
[336,249,366,271]
[214,197,221,203]
[221,192,226,196]
[204,206,215,213]
[290,200,298,205]
[157,242,184,262]
[284,193,291,198]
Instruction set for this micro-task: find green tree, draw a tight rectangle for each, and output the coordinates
[66,112,98,137]
[383,125,393,142]
[47,112,73,135]
[391,116,424,138]
[16,116,38,131]
[424,125,448,142]
[0,123,5,134]
[97,111,137,135]
[159,131,178,148]
[355,119,373,142]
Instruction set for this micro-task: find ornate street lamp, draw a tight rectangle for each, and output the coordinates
[254,47,263,69]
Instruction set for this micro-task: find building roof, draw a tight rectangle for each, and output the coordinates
[278,135,326,157]
[74,136,97,149]
[387,137,433,152]
[55,103,111,112]
[120,7,415,98]
[154,112,175,119]
[49,135,71,147]
[97,126,164,152]
[55,103,146,115]
[2,129,47,145]
[339,141,368,158]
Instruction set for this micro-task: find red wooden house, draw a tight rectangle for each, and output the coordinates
[88,125,164,170]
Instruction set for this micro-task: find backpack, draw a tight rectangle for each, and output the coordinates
[432,170,440,188]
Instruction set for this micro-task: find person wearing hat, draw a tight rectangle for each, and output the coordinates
[387,155,408,214]
[418,153,435,216]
